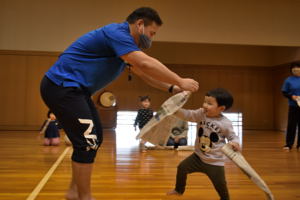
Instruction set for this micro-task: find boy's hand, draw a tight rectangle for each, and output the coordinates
[229,142,241,152]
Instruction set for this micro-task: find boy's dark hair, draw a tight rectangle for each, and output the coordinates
[206,88,233,110]
[126,7,163,26]
[139,95,151,102]
[290,62,300,72]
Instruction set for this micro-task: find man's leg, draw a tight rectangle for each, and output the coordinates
[65,170,78,200]
[285,106,298,149]
[296,107,300,150]
[41,79,101,200]
[64,94,101,200]
[72,161,93,200]
[65,157,96,200]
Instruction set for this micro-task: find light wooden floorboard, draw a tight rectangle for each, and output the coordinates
[0,130,299,200]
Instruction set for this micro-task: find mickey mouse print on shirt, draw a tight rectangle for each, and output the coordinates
[197,120,220,153]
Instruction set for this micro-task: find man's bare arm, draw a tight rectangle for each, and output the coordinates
[130,65,181,93]
[121,51,198,92]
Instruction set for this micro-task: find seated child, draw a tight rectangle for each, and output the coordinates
[166,118,188,149]
[40,111,61,146]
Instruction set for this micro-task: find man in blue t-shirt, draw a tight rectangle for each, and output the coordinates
[40,7,199,200]
[282,62,300,152]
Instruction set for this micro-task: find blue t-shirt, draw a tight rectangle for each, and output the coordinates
[46,22,140,94]
[282,76,300,106]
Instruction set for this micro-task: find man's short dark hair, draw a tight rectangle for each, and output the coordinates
[126,7,163,26]
[206,88,233,110]
[290,62,300,72]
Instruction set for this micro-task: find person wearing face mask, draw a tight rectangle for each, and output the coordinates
[40,7,199,200]
[282,62,300,152]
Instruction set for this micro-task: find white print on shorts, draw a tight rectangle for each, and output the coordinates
[78,119,98,151]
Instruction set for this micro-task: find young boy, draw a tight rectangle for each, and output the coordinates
[134,96,153,152]
[167,88,240,200]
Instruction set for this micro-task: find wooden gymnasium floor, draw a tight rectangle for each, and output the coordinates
[0,129,299,200]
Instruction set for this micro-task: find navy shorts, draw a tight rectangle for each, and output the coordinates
[40,76,103,163]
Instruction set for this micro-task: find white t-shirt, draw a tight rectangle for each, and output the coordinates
[175,108,240,166]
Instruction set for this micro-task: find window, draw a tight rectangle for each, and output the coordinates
[115,111,243,148]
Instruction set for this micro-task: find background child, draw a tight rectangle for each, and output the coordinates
[40,111,61,146]
[166,117,188,149]
[167,88,240,200]
[134,96,153,151]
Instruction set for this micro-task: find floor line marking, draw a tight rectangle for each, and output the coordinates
[26,147,71,200]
